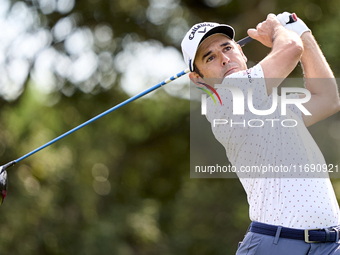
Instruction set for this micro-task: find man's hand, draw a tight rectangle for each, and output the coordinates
[247,13,303,95]
[277,12,311,37]
[247,14,284,48]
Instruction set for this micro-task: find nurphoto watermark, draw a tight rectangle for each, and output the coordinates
[190,78,340,179]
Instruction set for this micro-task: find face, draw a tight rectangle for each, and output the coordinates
[191,33,248,86]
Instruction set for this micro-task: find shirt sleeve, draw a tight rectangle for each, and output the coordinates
[284,93,304,120]
[215,64,268,116]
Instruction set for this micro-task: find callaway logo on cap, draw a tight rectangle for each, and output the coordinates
[181,22,235,72]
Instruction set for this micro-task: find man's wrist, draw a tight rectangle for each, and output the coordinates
[300,31,318,51]
[272,25,298,45]
[271,26,285,43]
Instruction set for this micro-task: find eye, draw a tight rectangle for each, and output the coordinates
[223,46,232,52]
[207,55,214,63]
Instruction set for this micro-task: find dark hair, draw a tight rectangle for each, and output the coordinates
[193,63,204,78]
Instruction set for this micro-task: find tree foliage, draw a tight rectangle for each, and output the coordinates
[0,0,340,254]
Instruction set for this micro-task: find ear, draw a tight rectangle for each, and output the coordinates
[237,44,248,63]
[189,72,206,88]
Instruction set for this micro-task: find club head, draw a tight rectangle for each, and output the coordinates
[0,166,8,205]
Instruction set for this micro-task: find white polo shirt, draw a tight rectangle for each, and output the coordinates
[205,64,340,229]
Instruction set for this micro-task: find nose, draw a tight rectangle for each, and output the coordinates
[220,52,230,66]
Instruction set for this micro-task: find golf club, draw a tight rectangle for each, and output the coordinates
[0,13,298,205]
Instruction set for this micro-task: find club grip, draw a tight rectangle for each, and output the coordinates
[289,13,298,24]
[237,13,298,47]
[237,36,254,47]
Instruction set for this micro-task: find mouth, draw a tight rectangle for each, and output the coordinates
[224,67,237,77]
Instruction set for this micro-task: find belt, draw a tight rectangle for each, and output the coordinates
[249,221,340,243]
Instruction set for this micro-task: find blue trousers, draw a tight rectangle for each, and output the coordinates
[236,232,340,255]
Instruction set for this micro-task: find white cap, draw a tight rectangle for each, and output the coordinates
[181,22,235,72]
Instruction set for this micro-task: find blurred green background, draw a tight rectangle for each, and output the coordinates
[0,0,340,254]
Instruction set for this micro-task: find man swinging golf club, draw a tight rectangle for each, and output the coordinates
[182,12,340,254]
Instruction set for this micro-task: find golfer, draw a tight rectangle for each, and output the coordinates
[181,12,340,254]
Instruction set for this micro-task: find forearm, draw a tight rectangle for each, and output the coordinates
[300,32,334,79]
[264,26,303,78]
[300,32,340,122]
[252,24,303,94]
[272,12,340,126]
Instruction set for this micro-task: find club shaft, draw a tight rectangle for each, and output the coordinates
[13,69,190,165]
[237,36,254,47]
[4,34,256,170]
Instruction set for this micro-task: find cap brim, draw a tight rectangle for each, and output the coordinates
[199,25,235,46]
